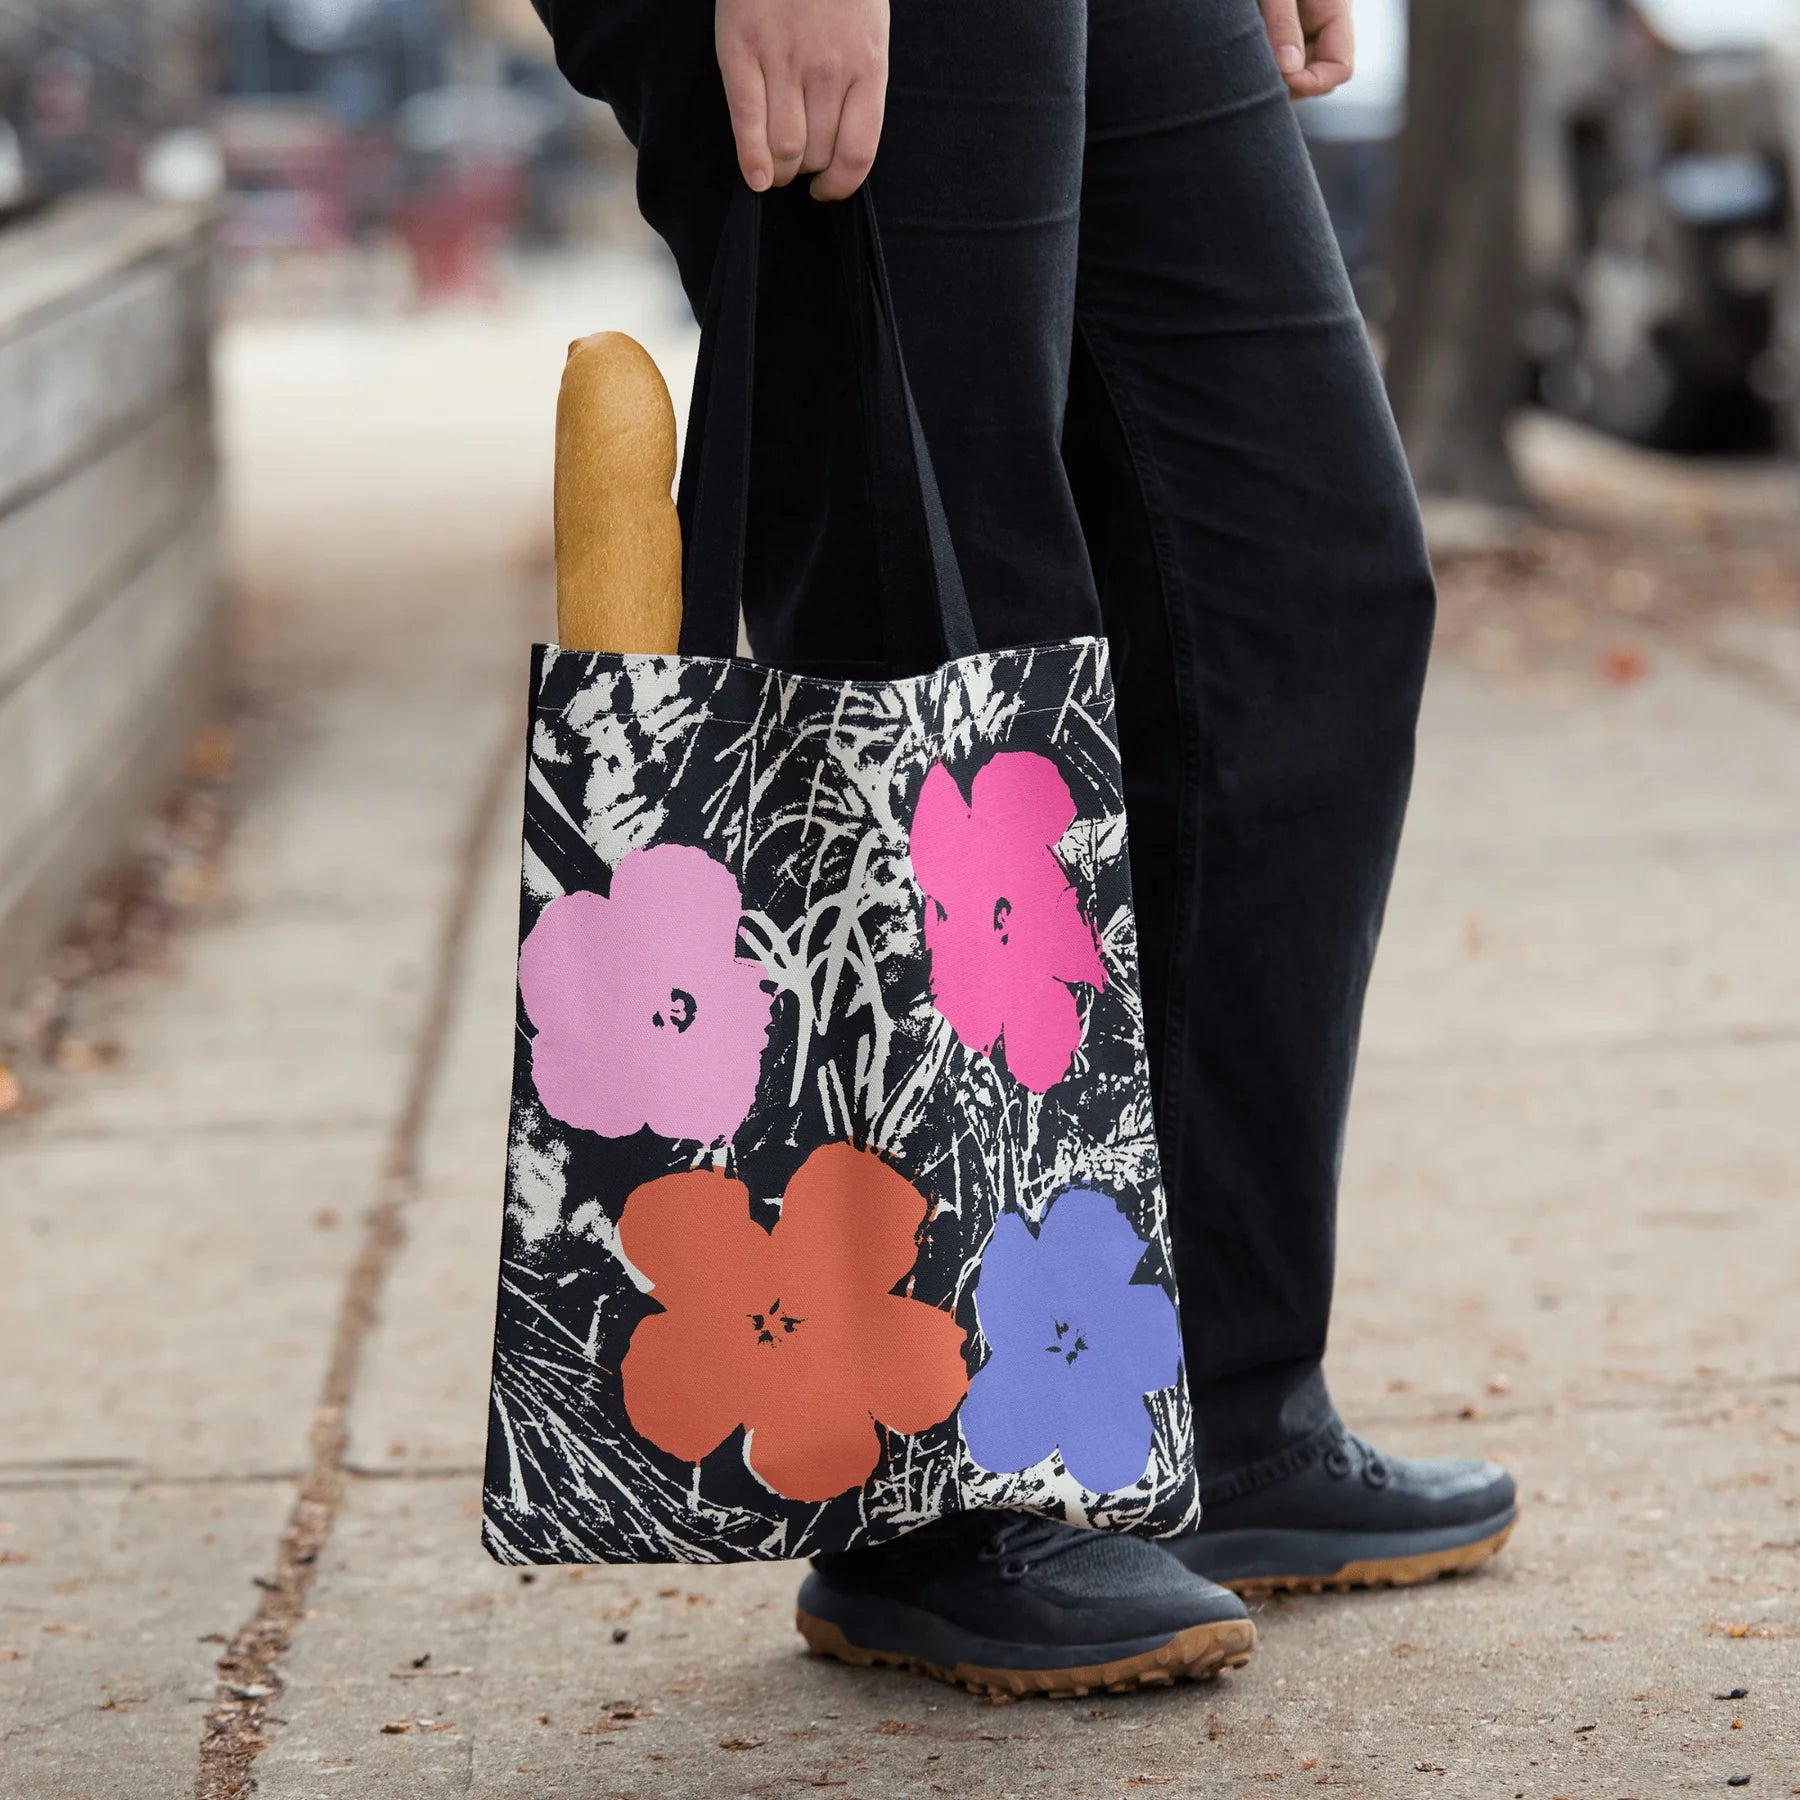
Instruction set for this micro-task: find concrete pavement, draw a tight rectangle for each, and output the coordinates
[1,249,1795,1797]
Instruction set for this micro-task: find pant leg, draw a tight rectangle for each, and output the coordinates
[1067,0,1436,1494]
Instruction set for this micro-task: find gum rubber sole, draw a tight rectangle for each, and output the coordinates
[1221,1518,1517,1598]
[796,1609,1255,1701]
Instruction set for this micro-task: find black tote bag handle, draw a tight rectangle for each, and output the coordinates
[675,185,980,669]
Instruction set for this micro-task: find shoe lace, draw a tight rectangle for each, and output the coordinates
[1321,1431,1392,1491]
[977,1513,1093,1579]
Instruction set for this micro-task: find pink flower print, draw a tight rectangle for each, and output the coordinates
[907,752,1107,1094]
[518,843,774,1143]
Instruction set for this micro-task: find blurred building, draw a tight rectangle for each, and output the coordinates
[0,0,216,203]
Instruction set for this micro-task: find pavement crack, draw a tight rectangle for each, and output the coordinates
[0,1467,306,1493]
[193,710,518,1800]
[339,1461,487,1481]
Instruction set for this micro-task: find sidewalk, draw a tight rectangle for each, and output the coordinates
[1,250,1796,1798]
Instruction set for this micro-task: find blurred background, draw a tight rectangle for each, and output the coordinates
[2,3,1797,1795]
[6,0,1799,1033]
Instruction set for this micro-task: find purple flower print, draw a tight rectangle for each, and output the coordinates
[518,843,774,1144]
[959,1188,1181,1494]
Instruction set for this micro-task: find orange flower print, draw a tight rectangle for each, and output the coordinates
[617,1145,970,1503]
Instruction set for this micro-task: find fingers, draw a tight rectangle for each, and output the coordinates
[802,67,841,181]
[1288,1,1355,98]
[714,0,888,200]
[810,74,885,202]
[764,68,810,189]
[718,37,773,190]
[1260,0,1307,80]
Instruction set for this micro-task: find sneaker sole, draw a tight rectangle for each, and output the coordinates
[1219,1515,1517,1598]
[796,1608,1255,1702]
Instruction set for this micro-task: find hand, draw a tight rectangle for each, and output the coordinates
[1259,0,1354,100]
[715,0,889,202]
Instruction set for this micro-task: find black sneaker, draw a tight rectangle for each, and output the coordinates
[797,1512,1254,1700]
[1169,1431,1517,1596]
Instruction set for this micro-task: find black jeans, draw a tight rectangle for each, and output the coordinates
[537,0,1436,1501]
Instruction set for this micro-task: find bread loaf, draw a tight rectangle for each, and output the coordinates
[554,332,683,654]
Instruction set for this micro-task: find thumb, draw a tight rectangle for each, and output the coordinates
[1260,0,1307,77]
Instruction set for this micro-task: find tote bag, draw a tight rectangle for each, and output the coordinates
[483,187,1199,1565]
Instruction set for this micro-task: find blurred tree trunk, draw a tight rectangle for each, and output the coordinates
[1385,0,1528,505]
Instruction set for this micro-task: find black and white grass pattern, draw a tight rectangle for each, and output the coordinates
[483,637,1199,1564]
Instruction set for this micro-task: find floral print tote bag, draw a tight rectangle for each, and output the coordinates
[482,188,1200,1565]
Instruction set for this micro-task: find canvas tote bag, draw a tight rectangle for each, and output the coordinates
[483,187,1199,1565]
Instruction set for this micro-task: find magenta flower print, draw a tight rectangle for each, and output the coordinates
[959,1188,1182,1494]
[518,843,774,1143]
[907,752,1107,1093]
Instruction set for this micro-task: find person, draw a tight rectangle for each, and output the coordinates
[526,0,1518,1694]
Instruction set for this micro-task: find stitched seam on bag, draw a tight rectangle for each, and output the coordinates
[527,700,1093,738]
[525,640,1116,738]
[532,637,1109,702]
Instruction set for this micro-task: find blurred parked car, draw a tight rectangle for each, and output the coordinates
[1303,0,1800,454]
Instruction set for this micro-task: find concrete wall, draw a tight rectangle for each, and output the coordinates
[0,195,223,1013]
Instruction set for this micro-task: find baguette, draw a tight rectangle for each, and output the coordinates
[553,332,683,654]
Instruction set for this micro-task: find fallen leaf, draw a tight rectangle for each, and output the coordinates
[720,1735,765,1751]
[1599,645,1650,687]
[53,1037,120,1074]
[185,724,239,782]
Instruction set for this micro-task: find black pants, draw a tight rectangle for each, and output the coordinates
[539,0,1436,1501]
